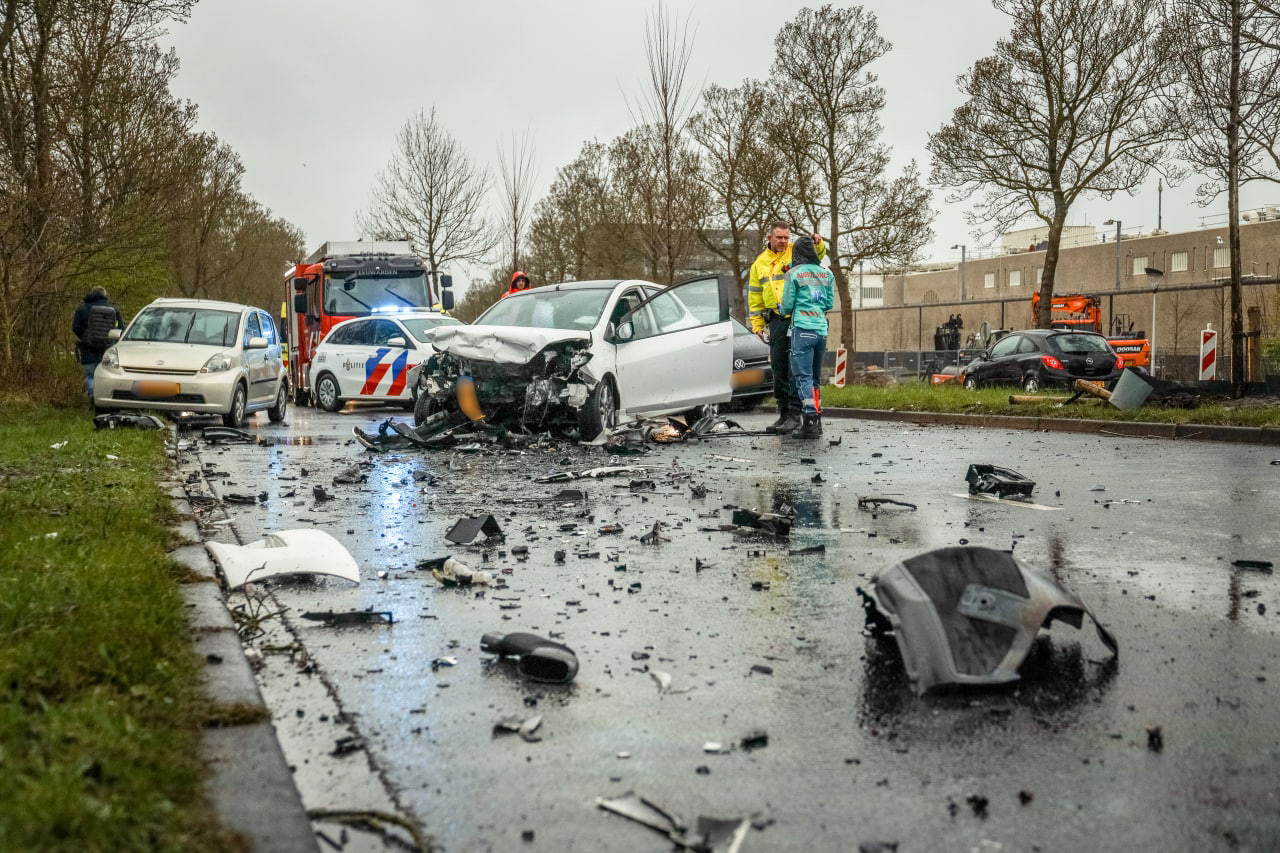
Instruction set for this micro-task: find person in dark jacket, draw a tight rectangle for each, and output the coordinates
[71,286,122,399]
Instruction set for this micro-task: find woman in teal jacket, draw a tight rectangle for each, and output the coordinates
[778,235,835,439]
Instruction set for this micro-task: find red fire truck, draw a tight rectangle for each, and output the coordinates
[284,241,453,406]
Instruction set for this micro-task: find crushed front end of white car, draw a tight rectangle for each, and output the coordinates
[414,326,600,435]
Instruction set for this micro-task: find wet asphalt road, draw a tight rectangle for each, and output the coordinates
[181,405,1280,853]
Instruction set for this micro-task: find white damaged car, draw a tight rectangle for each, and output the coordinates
[413,277,734,437]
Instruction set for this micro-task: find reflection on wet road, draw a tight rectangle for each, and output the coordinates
[184,406,1280,852]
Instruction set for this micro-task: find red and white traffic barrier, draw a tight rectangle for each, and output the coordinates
[833,347,847,387]
[1199,325,1218,380]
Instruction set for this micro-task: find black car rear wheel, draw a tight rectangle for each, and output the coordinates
[1023,374,1042,393]
[964,375,979,391]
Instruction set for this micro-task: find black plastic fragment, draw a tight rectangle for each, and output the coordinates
[966,464,1035,499]
[445,514,504,545]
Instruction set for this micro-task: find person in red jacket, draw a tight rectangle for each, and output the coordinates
[503,270,532,298]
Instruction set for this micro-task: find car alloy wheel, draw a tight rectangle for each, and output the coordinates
[223,384,247,427]
[1023,374,1041,393]
[316,374,342,412]
[964,375,979,390]
[267,382,288,423]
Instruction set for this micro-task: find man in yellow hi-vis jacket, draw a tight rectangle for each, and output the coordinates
[748,220,826,434]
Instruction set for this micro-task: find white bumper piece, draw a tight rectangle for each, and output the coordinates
[207,529,361,589]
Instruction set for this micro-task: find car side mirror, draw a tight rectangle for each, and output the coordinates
[615,321,635,342]
[247,336,268,350]
[107,328,121,343]
[387,336,406,348]
[292,276,308,293]
[439,274,453,289]
[440,290,455,311]
[293,293,306,313]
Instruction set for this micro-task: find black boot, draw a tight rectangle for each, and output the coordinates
[789,414,821,439]
[765,411,789,434]
[772,412,801,434]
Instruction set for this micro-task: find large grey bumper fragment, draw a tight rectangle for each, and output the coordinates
[870,546,1118,695]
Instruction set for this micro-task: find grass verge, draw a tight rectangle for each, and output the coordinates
[820,381,1280,428]
[0,402,243,852]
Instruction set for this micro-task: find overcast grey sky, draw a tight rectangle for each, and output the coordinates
[160,0,1274,291]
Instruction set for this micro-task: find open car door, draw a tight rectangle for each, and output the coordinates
[614,275,733,415]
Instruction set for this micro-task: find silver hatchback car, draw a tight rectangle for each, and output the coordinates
[94,298,288,426]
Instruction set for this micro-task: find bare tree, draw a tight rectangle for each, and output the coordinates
[356,107,494,275]
[929,0,1181,328]
[452,266,510,322]
[495,129,537,275]
[689,80,787,316]
[771,4,933,353]
[524,139,639,282]
[0,0,204,371]
[1166,0,1280,393]
[623,2,704,285]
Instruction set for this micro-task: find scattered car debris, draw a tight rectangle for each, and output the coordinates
[965,464,1035,499]
[731,507,792,537]
[493,713,544,743]
[206,530,361,589]
[93,412,165,430]
[740,730,768,751]
[595,791,750,853]
[312,485,334,502]
[330,735,366,757]
[431,656,458,671]
[1231,559,1274,573]
[445,514,505,545]
[202,425,253,444]
[1146,725,1164,752]
[788,545,826,555]
[222,492,264,505]
[639,521,670,545]
[535,465,648,483]
[481,631,579,683]
[599,523,624,535]
[300,610,394,626]
[857,497,917,512]
[332,464,367,485]
[865,545,1118,694]
[431,557,493,587]
[650,670,673,693]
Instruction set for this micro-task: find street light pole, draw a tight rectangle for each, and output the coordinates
[1103,219,1122,290]
[951,243,966,301]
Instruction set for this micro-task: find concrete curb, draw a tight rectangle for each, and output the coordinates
[166,480,319,853]
[826,407,1280,445]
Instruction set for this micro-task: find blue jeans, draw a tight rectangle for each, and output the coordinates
[789,329,825,415]
[83,359,99,399]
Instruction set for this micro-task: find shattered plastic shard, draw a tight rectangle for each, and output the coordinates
[444,514,504,545]
[206,529,360,590]
[966,464,1035,499]
[868,546,1117,695]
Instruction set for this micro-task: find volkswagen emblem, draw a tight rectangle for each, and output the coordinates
[733,358,746,370]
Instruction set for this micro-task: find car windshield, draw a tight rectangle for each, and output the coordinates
[474,288,612,331]
[324,272,431,316]
[1051,333,1110,354]
[125,307,239,346]
[400,315,462,343]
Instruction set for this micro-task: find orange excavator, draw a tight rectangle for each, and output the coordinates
[1030,292,1151,368]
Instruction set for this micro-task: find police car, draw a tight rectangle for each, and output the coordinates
[309,311,462,411]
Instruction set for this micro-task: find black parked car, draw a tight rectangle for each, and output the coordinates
[960,329,1125,392]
